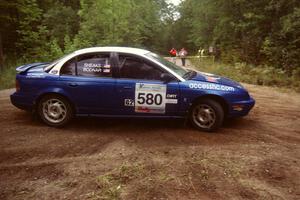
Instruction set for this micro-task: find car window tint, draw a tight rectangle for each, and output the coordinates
[119,55,163,80]
[77,53,111,77]
[60,58,76,76]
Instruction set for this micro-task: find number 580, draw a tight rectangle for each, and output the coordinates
[137,93,163,105]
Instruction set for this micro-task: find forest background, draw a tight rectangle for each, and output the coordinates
[1,0,300,90]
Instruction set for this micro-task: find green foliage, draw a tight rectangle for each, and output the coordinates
[48,39,64,60]
[178,0,300,71]
[261,7,300,72]
[16,0,47,60]
[76,0,136,46]
[0,0,299,91]
[190,58,300,92]
[73,0,165,52]
[15,0,80,61]
[42,1,79,47]
[0,59,19,89]
[0,67,15,89]
[63,35,77,54]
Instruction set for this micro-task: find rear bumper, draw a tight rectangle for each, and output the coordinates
[10,92,34,111]
[228,97,255,117]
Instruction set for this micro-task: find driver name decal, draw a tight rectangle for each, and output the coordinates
[82,57,111,73]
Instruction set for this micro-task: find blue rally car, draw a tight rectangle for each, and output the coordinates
[10,47,255,131]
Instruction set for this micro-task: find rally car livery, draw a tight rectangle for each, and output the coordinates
[10,47,255,131]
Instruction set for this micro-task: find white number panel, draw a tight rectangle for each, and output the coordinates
[135,83,167,114]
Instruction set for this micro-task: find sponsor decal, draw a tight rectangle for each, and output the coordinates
[166,94,178,104]
[205,76,219,83]
[124,99,134,107]
[166,94,177,99]
[134,83,179,114]
[102,65,111,69]
[102,68,111,73]
[197,71,220,82]
[135,83,166,114]
[189,83,235,91]
[26,73,45,78]
[165,99,178,104]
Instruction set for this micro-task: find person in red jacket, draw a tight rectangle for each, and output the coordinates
[169,48,177,63]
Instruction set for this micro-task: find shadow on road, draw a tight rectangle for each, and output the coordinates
[17,110,257,138]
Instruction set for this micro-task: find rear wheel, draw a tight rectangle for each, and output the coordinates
[189,99,224,132]
[38,94,73,127]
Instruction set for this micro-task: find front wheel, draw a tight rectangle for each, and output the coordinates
[38,94,73,127]
[189,99,224,132]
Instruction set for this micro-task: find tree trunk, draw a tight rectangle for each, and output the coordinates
[0,32,3,71]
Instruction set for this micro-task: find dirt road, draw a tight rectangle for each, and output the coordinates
[0,82,300,199]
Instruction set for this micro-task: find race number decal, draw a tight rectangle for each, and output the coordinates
[135,83,166,113]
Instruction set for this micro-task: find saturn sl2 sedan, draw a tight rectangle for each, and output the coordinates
[10,47,255,131]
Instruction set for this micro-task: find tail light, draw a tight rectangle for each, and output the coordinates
[16,79,20,92]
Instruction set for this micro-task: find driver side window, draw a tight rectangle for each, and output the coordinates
[119,55,163,80]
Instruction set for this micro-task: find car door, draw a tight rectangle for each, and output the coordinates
[115,53,180,116]
[59,52,118,114]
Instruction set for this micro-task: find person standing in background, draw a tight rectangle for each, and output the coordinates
[169,48,177,64]
[179,48,188,66]
[200,48,205,57]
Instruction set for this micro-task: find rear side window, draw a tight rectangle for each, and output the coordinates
[60,58,76,75]
[77,53,111,77]
[60,53,112,77]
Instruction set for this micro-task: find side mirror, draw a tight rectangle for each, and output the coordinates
[161,73,174,83]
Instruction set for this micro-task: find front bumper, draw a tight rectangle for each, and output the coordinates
[10,92,34,111]
[228,96,255,117]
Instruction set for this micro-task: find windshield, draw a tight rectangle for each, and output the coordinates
[146,52,188,78]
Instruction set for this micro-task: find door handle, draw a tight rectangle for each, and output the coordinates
[123,86,132,89]
[68,83,78,87]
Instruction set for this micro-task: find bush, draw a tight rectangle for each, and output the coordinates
[0,59,28,90]
[0,65,17,90]
[190,58,300,92]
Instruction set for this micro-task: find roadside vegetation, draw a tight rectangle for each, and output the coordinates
[1,58,300,91]
[0,62,17,90]
[190,58,300,92]
[0,0,299,91]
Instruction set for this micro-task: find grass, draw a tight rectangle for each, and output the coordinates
[87,162,175,200]
[0,58,31,90]
[190,57,300,92]
[0,65,17,90]
[88,163,145,200]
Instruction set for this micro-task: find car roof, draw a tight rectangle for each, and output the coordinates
[74,47,150,56]
[48,46,185,82]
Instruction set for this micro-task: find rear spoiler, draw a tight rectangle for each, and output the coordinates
[16,62,50,73]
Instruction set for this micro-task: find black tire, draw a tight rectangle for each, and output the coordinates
[189,99,224,132]
[37,94,74,127]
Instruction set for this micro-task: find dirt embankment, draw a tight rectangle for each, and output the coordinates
[0,83,300,199]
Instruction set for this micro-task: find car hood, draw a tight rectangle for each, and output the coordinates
[16,62,50,73]
[190,71,243,89]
